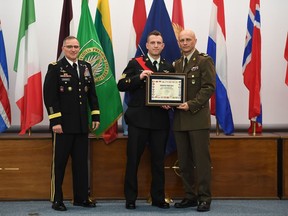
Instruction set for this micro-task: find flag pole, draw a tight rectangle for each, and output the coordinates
[216,120,220,136]
[252,121,256,136]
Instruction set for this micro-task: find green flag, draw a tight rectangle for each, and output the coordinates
[77,0,122,137]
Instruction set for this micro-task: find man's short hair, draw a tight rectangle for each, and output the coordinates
[147,30,163,41]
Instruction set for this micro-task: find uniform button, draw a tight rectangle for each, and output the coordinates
[79,95,82,98]
[79,89,81,91]
[79,82,81,85]
[80,102,82,105]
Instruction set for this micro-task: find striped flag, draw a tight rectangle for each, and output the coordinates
[285,33,288,86]
[242,0,262,133]
[0,21,11,133]
[207,0,234,135]
[122,0,147,136]
[172,0,184,40]
[14,0,43,135]
[57,0,75,60]
[94,0,123,143]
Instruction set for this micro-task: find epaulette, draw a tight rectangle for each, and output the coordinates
[199,53,208,57]
[174,58,182,64]
[50,61,58,65]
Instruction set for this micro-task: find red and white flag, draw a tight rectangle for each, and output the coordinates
[127,0,147,58]
[123,0,147,135]
[242,0,262,133]
[14,0,43,134]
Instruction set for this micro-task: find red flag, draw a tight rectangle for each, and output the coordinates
[285,33,288,85]
[57,0,74,60]
[123,0,147,136]
[242,0,262,133]
[127,0,147,58]
[172,0,184,40]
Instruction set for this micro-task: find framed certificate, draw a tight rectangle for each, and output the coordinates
[146,73,186,106]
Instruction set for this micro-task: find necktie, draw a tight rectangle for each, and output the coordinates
[73,63,78,77]
[183,57,188,71]
[153,60,158,72]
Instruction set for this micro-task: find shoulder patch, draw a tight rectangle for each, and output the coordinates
[199,53,208,57]
[50,61,57,65]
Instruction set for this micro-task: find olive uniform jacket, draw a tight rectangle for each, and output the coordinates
[173,49,216,131]
[118,56,174,130]
[43,57,100,133]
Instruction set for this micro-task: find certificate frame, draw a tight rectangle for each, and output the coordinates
[146,73,186,106]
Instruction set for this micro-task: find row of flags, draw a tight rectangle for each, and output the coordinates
[0,0,287,138]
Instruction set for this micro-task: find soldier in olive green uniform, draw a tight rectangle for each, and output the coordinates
[173,30,215,212]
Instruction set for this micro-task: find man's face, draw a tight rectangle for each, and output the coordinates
[146,35,165,58]
[178,31,197,55]
[62,38,80,61]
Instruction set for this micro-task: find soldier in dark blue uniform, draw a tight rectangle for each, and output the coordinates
[118,30,174,210]
[43,36,100,211]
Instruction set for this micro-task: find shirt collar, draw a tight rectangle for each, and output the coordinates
[65,57,78,67]
[184,49,196,61]
[147,53,160,64]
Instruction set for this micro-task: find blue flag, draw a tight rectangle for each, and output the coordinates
[136,0,181,155]
[135,0,181,63]
[0,22,11,133]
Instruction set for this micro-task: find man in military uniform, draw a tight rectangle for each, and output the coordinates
[118,30,174,210]
[173,29,216,212]
[43,36,100,211]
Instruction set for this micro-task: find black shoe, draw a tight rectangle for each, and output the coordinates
[152,201,170,209]
[174,198,198,208]
[125,201,136,209]
[197,201,210,212]
[73,199,96,208]
[52,201,67,211]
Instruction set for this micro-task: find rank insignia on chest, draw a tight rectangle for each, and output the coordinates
[60,73,71,78]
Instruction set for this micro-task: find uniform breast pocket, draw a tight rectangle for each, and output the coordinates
[188,71,201,86]
[59,78,73,94]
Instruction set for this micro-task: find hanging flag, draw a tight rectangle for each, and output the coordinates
[207,0,234,135]
[172,0,184,40]
[0,21,11,133]
[57,0,75,60]
[123,0,147,136]
[77,0,122,141]
[135,0,181,63]
[285,33,288,86]
[135,0,181,155]
[95,0,122,144]
[242,0,262,133]
[14,0,43,135]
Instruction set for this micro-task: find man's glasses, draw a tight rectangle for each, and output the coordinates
[64,45,80,49]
